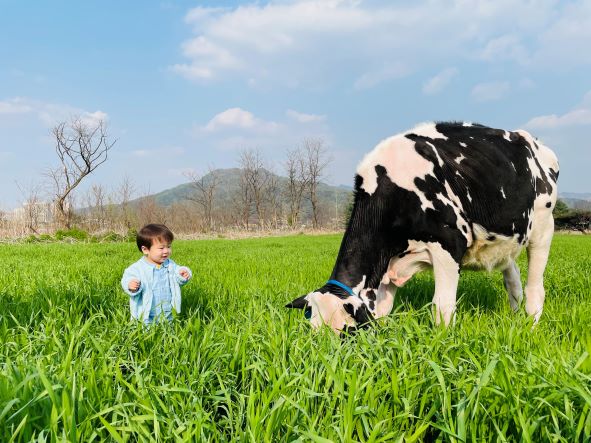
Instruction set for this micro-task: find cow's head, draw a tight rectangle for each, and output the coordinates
[286,282,374,333]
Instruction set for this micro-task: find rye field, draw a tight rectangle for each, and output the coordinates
[0,233,590,442]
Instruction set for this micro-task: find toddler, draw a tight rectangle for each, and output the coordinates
[121,224,192,324]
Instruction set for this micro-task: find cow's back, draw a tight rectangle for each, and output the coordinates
[418,123,557,238]
[356,122,558,270]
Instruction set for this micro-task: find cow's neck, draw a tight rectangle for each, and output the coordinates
[329,175,402,292]
[329,233,389,293]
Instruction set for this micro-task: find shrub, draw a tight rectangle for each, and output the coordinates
[99,231,124,242]
[555,210,591,233]
[553,199,570,218]
[23,234,40,243]
[125,228,137,242]
[54,228,89,241]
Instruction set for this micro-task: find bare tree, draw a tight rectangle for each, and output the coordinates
[303,138,330,229]
[85,184,108,231]
[137,196,167,226]
[239,149,270,228]
[47,116,116,228]
[185,167,220,232]
[168,202,199,233]
[116,175,136,229]
[265,167,282,229]
[284,148,309,227]
[15,181,44,234]
[217,196,237,228]
[234,166,253,229]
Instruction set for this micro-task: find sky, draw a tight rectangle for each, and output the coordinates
[1,0,590,210]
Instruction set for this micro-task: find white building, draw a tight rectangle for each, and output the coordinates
[6,201,55,224]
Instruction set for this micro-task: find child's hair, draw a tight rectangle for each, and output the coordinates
[136,224,174,251]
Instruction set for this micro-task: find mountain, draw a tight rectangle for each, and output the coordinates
[559,192,591,201]
[558,192,591,211]
[561,198,591,211]
[139,176,591,213]
[130,168,353,214]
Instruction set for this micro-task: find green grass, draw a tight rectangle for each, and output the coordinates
[1,234,590,441]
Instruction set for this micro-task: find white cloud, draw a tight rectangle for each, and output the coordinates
[422,67,459,95]
[471,81,510,102]
[525,92,591,130]
[354,63,412,90]
[171,64,213,80]
[132,149,151,158]
[184,7,227,24]
[286,109,326,123]
[0,97,108,127]
[478,34,529,63]
[172,36,242,80]
[172,1,588,88]
[0,97,33,114]
[532,1,591,68]
[524,91,591,130]
[80,111,109,127]
[193,107,332,155]
[525,110,591,129]
[202,107,280,133]
[521,90,591,193]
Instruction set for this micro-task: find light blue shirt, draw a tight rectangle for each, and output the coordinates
[148,260,173,324]
[121,257,192,323]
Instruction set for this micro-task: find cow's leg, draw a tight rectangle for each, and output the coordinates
[503,259,523,311]
[429,243,461,326]
[375,280,396,318]
[525,213,554,323]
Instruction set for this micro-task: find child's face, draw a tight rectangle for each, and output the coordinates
[142,239,172,265]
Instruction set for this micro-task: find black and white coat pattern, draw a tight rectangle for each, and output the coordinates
[287,122,559,332]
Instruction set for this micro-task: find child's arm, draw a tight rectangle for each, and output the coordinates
[175,265,192,286]
[121,266,143,296]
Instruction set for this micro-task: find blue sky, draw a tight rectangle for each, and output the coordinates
[1,0,590,210]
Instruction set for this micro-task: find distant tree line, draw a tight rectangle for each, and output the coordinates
[4,116,586,238]
[1,117,350,238]
[553,199,591,234]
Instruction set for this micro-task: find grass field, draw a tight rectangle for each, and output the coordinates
[1,233,590,441]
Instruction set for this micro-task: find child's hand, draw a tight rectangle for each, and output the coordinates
[128,279,141,292]
[179,269,191,280]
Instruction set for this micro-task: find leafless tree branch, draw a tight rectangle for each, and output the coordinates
[47,116,116,228]
[185,167,220,231]
[303,138,330,229]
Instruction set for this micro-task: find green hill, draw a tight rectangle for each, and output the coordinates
[131,168,353,219]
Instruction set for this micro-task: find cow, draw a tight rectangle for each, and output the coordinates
[287,122,559,333]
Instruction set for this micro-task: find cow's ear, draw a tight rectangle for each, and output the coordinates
[286,295,308,309]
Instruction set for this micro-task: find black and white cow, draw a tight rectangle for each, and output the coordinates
[287,122,559,332]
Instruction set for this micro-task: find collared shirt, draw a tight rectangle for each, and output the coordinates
[147,259,173,324]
